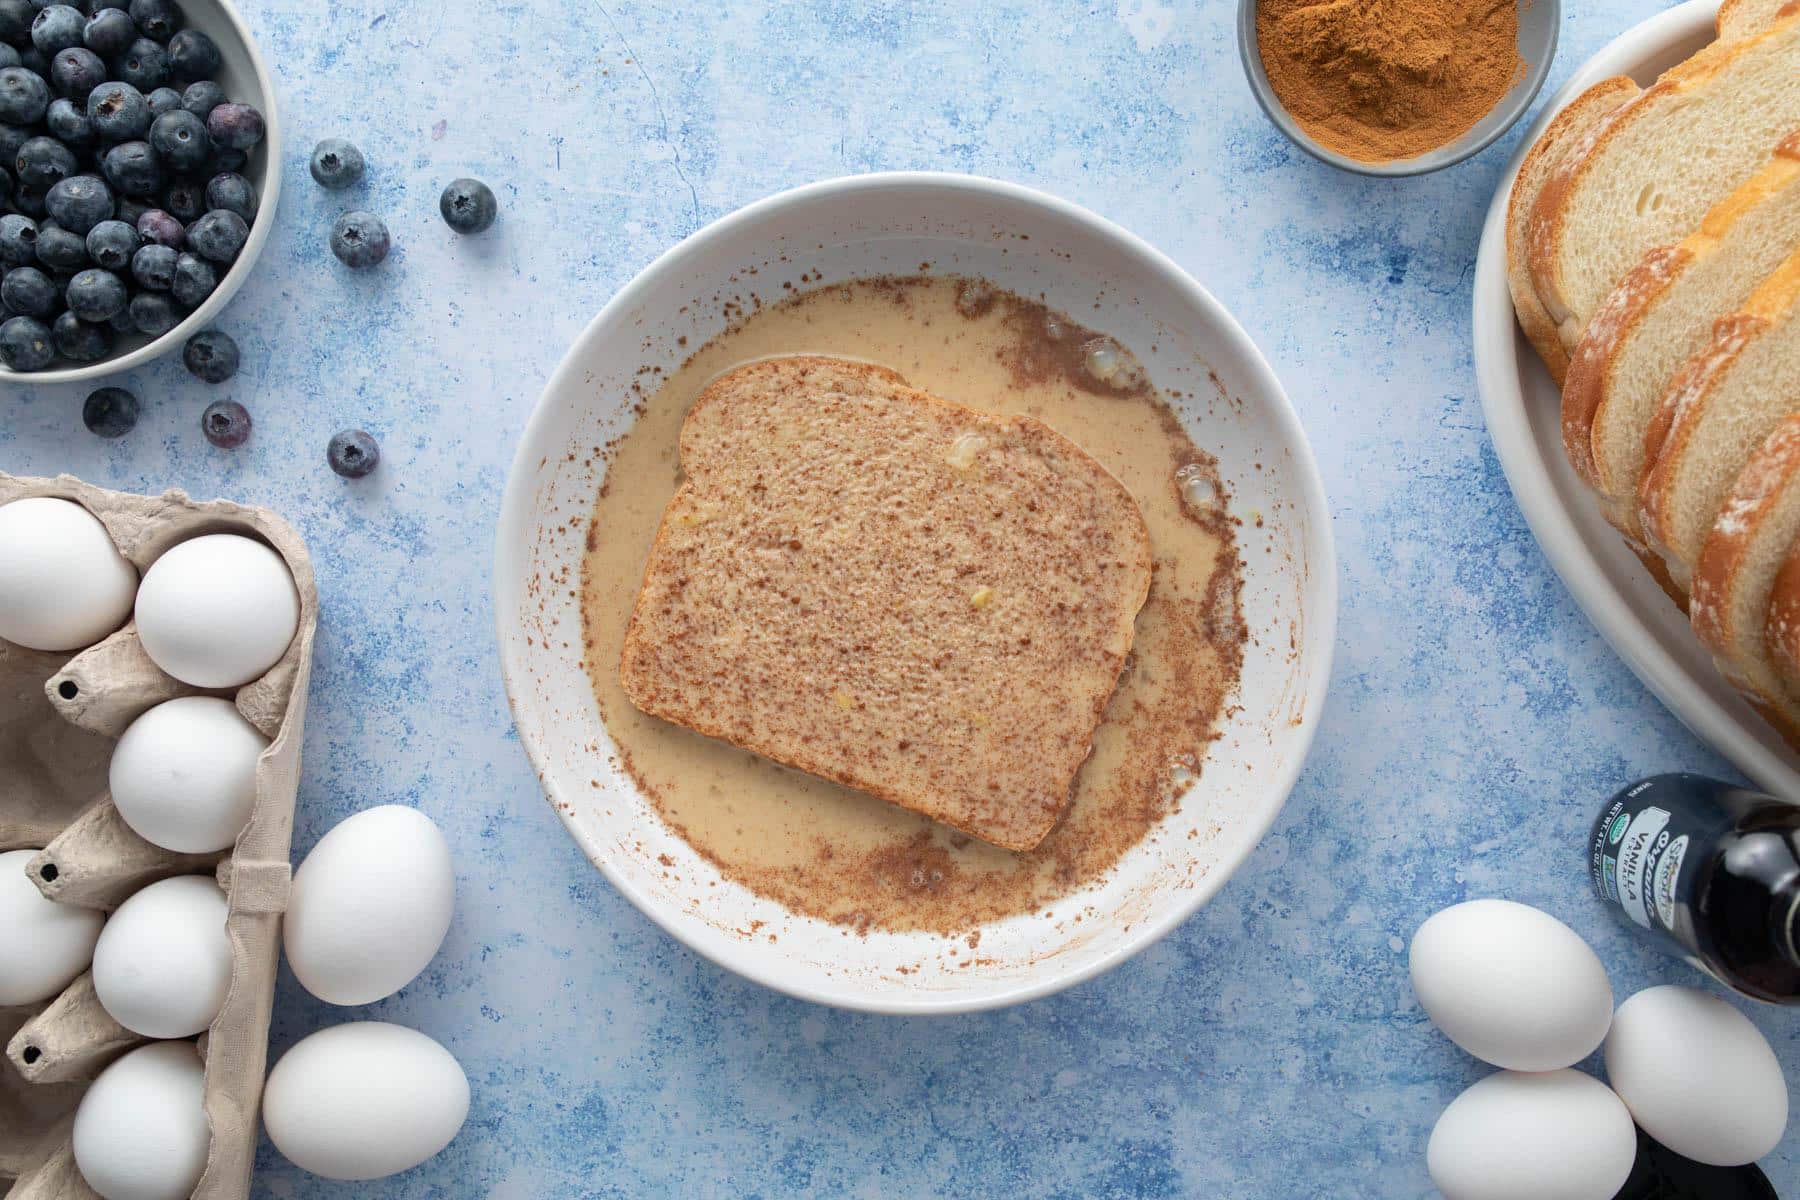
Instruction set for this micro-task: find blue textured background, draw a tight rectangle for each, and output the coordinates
[2,0,1795,1195]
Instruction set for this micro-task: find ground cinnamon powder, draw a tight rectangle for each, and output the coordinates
[1256,0,1524,163]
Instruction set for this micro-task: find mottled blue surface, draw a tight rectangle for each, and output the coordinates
[2,0,1794,1196]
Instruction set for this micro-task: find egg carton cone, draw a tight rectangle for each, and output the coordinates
[0,473,317,1200]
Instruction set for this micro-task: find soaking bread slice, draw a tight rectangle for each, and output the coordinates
[1721,0,1800,41]
[1692,414,1800,749]
[618,356,1153,853]
[1640,248,1800,593]
[1527,11,1800,351]
[1565,134,1800,535]
[1507,76,1641,384]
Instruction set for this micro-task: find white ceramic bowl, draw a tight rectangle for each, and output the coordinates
[1473,0,1800,794]
[0,0,281,385]
[496,174,1336,1012]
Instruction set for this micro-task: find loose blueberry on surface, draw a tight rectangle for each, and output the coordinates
[1,264,55,315]
[126,0,176,41]
[80,5,131,56]
[0,0,31,46]
[201,398,248,448]
[48,44,98,95]
[186,206,242,262]
[164,27,213,82]
[81,383,135,434]
[29,5,82,57]
[33,218,83,268]
[0,65,48,122]
[204,101,260,151]
[438,177,497,234]
[44,172,110,232]
[168,247,208,304]
[0,211,35,265]
[44,95,89,145]
[327,428,379,478]
[161,174,200,222]
[83,215,132,267]
[125,285,171,333]
[87,78,147,138]
[0,313,51,368]
[133,205,178,247]
[54,309,109,360]
[127,237,170,288]
[147,108,205,172]
[100,139,160,196]
[177,77,219,119]
[329,210,388,268]
[181,326,233,381]
[15,135,75,190]
[64,265,121,319]
[308,137,362,189]
[114,35,167,90]
[203,170,250,220]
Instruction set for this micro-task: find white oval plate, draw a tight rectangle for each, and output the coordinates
[1473,0,1800,797]
[495,174,1336,1012]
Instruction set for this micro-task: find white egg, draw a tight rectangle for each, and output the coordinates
[263,1021,469,1181]
[73,1040,209,1200]
[284,806,454,1006]
[109,696,268,853]
[134,533,299,688]
[1605,984,1787,1166]
[92,875,231,1038]
[0,497,136,652]
[1410,898,1613,1070]
[1428,1069,1636,1200]
[0,848,105,1007]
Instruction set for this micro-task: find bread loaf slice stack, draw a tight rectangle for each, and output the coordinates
[1506,3,1800,748]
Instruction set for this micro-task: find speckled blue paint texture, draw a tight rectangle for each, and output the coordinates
[1,1,1793,1196]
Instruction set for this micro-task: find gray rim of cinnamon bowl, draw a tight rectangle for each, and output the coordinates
[1236,0,1561,178]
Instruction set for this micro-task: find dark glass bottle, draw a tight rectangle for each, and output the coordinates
[1612,1126,1777,1199]
[1590,773,1800,1004]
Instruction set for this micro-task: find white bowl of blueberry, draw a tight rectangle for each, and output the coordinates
[0,0,279,382]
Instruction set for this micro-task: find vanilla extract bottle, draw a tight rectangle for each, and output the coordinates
[1591,773,1800,1004]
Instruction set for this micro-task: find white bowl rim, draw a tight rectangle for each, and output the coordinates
[0,0,282,386]
[495,171,1338,1012]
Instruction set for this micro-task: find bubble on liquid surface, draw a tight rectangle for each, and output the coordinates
[1081,337,1147,391]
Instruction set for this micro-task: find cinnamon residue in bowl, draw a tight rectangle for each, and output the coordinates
[1256,0,1524,163]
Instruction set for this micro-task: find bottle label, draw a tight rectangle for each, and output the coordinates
[1593,786,1692,938]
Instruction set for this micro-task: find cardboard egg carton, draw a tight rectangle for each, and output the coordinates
[0,473,317,1200]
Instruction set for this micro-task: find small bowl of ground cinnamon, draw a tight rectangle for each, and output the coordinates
[1239,0,1559,176]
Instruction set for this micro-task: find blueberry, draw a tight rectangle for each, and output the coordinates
[308,137,362,189]
[164,27,213,82]
[0,120,32,166]
[104,301,131,332]
[180,328,233,382]
[0,42,18,68]
[44,95,88,145]
[99,138,159,195]
[142,83,178,116]
[82,215,130,266]
[146,107,203,171]
[439,177,496,234]
[15,135,74,189]
[112,192,144,224]
[177,77,218,119]
[127,236,168,286]
[125,285,170,333]
[0,211,38,265]
[44,172,109,231]
[0,313,50,367]
[1,264,54,315]
[81,383,136,433]
[10,180,41,216]
[200,398,248,448]
[0,0,31,46]
[87,79,147,138]
[203,169,250,220]
[16,45,42,76]
[49,44,98,95]
[63,264,120,318]
[133,204,177,247]
[126,0,175,42]
[33,218,83,268]
[328,210,387,268]
[168,246,208,304]
[29,5,81,56]
[55,309,108,360]
[209,105,261,155]
[86,2,134,12]
[0,65,48,122]
[327,429,379,478]
[186,206,242,262]
[113,36,165,89]
[80,5,129,56]
[160,174,199,220]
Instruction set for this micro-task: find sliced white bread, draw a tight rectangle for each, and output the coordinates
[1508,77,1641,384]
[1720,0,1800,41]
[1640,248,1800,593]
[1527,12,1800,350]
[1564,134,1800,531]
[1763,529,1800,694]
[1692,413,1800,749]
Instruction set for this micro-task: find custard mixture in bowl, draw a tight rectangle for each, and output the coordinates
[497,175,1334,1011]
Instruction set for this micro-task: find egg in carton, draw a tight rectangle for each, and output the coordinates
[0,472,316,1200]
